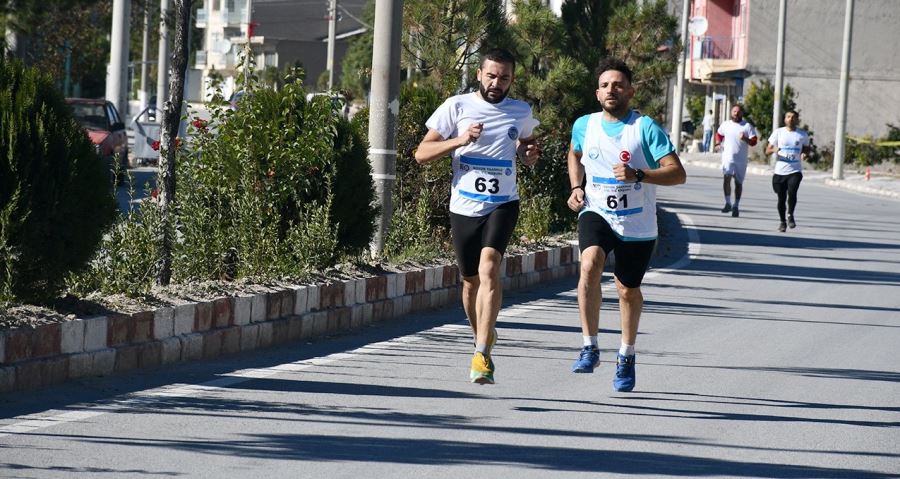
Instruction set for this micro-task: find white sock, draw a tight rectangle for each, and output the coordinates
[619,343,635,356]
[724,195,731,205]
[583,336,598,348]
[475,343,487,354]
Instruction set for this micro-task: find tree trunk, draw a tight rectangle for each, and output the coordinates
[156,0,191,286]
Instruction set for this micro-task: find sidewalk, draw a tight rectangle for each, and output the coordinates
[680,152,900,200]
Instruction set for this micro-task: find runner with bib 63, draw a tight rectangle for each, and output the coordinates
[415,48,540,385]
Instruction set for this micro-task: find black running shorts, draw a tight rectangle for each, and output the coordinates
[450,201,520,278]
[772,171,802,194]
[577,211,656,288]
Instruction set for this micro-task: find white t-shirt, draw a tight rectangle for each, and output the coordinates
[702,113,714,132]
[425,92,539,217]
[717,119,758,165]
[768,127,810,175]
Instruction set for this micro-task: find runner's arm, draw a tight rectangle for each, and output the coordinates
[617,153,686,186]
[414,129,463,164]
[516,135,540,166]
[566,143,586,212]
[415,124,483,164]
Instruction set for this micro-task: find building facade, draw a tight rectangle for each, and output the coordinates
[678,0,900,145]
[194,0,368,100]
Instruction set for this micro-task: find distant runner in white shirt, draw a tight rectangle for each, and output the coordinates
[415,48,540,385]
[766,110,810,232]
[715,104,758,217]
[702,110,714,152]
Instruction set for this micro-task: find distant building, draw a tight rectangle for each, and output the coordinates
[675,0,900,144]
[194,0,369,100]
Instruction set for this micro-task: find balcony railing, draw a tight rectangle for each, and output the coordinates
[227,7,248,26]
[692,35,742,60]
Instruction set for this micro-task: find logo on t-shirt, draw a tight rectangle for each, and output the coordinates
[507,127,518,140]
[460,163,470,172]
[505,168,513,176]
[619,150,631,163]
[634,182,642,191]
[588,147,600,159]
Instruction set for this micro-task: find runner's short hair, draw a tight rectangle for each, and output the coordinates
[596,58,633,84]
[480,48,517,71]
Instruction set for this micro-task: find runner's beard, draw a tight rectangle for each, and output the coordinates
[480,84,510,104]
[602,98,628,117]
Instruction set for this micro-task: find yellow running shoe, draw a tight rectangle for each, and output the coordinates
[470,352,495,384]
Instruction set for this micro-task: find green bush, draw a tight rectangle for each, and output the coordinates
[68,183,162,297]
[517,128,576,232]
[172,65,376,281]
[330,117,378,258]
[74,61,378,293]
[382,80,452,260]
[743,79,797,140]
[0,58,116,304]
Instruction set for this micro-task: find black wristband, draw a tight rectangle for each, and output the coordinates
[571,185,583,191]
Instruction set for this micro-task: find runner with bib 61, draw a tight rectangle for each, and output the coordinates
[566,58,686,392]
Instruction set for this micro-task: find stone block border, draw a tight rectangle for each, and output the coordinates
[0,245,581,393]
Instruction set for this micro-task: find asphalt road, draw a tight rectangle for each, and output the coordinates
[116,166,158,214]
[2,163,898,478]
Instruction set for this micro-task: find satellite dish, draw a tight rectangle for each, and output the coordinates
[688,16,709,36]
[215,39,232,54]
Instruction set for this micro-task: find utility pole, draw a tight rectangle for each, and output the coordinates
[326,0,337,90]
[107,0,131,119]
[157,0,171,114]
[771,0,786,166]
[833,0,854,180]
[140,4,151,113]
[669,0,690,151]
[367,0,403,258]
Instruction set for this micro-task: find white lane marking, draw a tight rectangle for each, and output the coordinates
[0,324,469,439]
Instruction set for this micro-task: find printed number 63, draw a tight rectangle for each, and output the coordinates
[475,177,500,194]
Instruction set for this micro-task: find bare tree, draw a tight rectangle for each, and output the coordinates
[156,0,191,286]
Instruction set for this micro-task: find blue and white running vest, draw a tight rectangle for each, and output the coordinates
[581,112,658,240]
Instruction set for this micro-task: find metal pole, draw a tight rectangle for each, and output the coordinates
[833,0,854,180]
[157,0,171,113]
[367,0,404,257]
[670,0,690,151]
[140,4,151,112]
[108,0,131,118]
[326,0,337,90]
[771,0,786,166]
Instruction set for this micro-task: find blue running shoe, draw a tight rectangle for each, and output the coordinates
[613,353,636,392]
[572,346,600,373]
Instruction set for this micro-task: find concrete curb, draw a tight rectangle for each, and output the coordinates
[0,245,582,393]
[682,157,899,199]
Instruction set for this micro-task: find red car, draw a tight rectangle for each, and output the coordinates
[66,98,129,178]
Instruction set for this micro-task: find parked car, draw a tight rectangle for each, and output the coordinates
[66,98,129,179]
